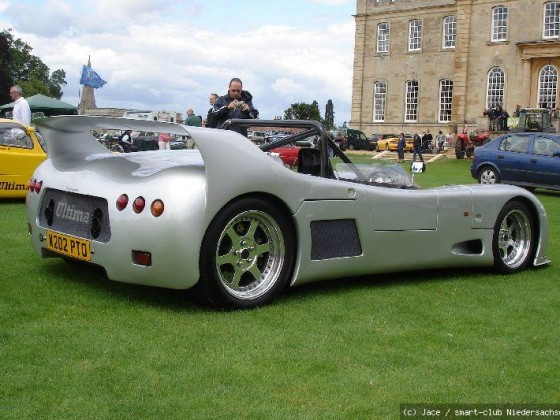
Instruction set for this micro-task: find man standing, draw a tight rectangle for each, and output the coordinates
[396,133,406,163]
[205,93,219,128]
[9,85,31,126]
[412,133,424,162]
[185,108,202,127]
[210,78,259,136]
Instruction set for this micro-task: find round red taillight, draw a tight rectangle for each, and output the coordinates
[151,199,164,217]
[34,180,42,194]
[133,196,145,213]
[116,194,129,211]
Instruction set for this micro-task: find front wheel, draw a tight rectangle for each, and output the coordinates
[492,201,535,273]
[478,166,500,184]
[196,197,295,309]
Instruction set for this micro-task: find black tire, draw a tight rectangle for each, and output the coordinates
[375,145,381,152]
[196,197,295,309]
[478,166,500,184]
[492,200,535,274]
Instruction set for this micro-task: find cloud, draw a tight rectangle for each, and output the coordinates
[3,0,355,124]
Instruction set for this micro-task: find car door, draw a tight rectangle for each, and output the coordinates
[495,134,531,183]
[525,135,560,187]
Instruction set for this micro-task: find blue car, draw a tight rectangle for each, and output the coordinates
[471,132,560,191]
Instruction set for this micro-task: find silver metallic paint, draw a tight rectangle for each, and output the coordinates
[26,116,550,293]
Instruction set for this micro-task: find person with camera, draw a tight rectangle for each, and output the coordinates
[210,78,259,136]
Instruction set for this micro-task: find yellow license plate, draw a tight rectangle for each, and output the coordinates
[46,230,91,262]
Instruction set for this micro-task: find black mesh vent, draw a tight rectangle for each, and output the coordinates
[310,219,361,260]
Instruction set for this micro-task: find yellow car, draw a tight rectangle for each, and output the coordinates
[0,119,47,198]
[376,135,413,152]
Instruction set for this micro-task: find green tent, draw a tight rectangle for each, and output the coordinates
[0,94,78,119]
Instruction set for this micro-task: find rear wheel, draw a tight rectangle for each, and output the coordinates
[196,197,295,309]
[478,166,499,184]
[492,201,535,273]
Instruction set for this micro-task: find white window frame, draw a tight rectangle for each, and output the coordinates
[491,6,508,42]
[377,22,390,53]
[408,19,422,52]
[405,80,419,122]
[486,67,505,109]
[373,81,387,122]
[442,16,456,49]
[438,80,453,123]
[543,2,560,39]
[538,65,558,109]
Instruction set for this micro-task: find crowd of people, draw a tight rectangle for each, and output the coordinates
[483,105,510,131]
[170,77,260,149]
[6,77,260,151]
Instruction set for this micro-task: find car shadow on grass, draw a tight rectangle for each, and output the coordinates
[43,259,211,313]
[42,258,546,312]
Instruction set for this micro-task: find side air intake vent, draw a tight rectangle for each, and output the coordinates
[310,219,362,260]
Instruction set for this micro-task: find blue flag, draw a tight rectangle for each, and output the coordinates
[80,65,107,89]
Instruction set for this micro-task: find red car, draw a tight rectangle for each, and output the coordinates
[269,145,301,167]
[270,140,315,167]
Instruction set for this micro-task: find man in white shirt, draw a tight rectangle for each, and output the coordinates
[9,85,31,126]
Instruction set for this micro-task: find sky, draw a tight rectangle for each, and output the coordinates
[0,0,356,124]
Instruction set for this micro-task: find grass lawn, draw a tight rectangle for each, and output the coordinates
[1,157,559,418]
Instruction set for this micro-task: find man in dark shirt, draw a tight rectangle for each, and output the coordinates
[210,78,259,136]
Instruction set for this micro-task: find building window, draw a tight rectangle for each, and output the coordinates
[491,6,508,42]
[486,67,505,109]
[442,16,456,49]
[543,2,560,39]
[538,65,558,109]
[373,81,387,122]
[377,23,390,53]
[408,19,422,51]
[438,80,453,123]
[405,80,419,122]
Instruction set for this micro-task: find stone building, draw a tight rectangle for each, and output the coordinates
[351,0,560,136]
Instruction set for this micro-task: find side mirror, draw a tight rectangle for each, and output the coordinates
[410,161,426,173]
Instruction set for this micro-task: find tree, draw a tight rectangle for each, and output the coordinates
[324,99,334,130]
[0,29,67,103]
[283,101,322,122]
[0,30,14,104]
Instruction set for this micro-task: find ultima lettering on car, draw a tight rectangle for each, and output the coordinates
[0,118,47,198]
[26,116,550,309]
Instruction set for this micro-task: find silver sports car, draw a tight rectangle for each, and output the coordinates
[26,116,550,309]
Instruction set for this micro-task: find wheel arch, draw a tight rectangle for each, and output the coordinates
[203,191,299,274]
[477,162,502,180]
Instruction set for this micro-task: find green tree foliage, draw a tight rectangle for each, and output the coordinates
[284,101,323,122]
[0,31,14,104]
[0,29,67,104]
[324,99,334,130]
